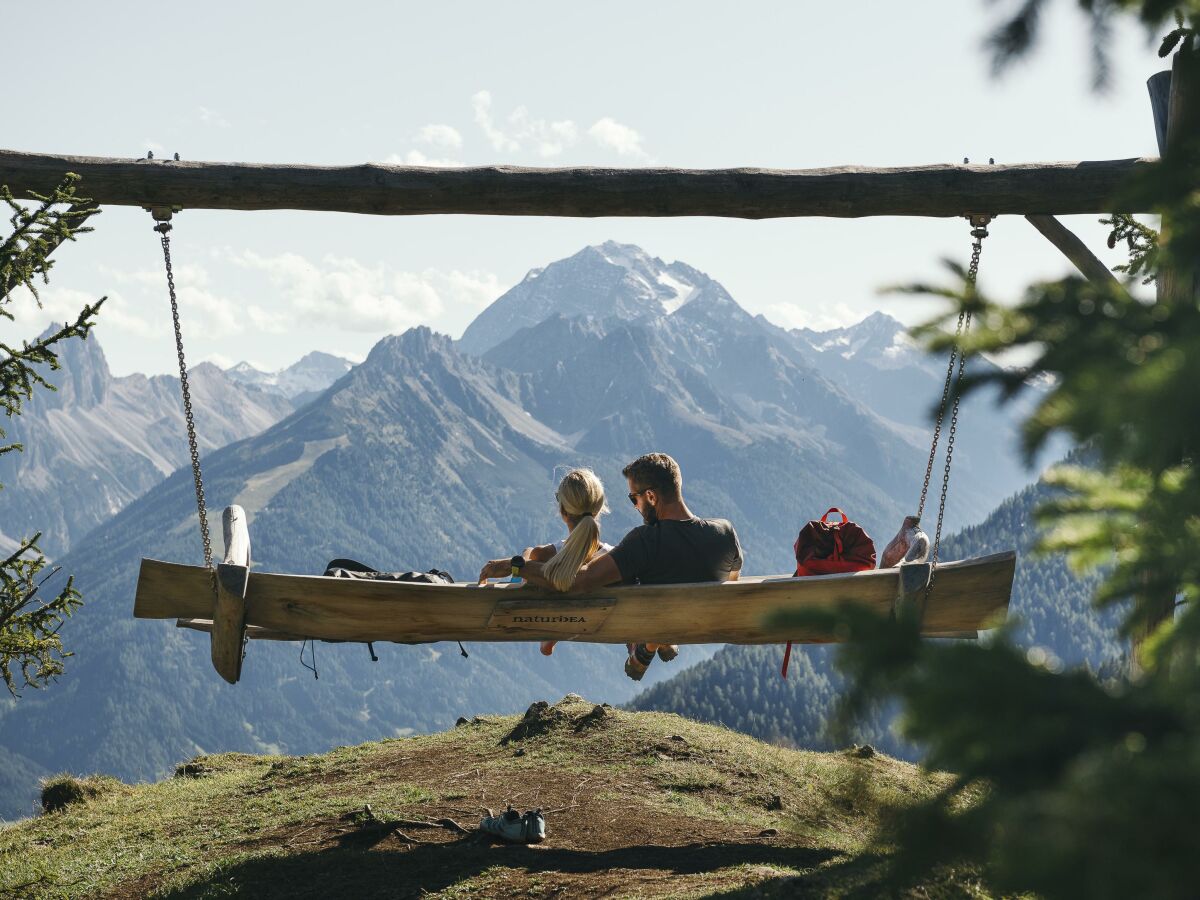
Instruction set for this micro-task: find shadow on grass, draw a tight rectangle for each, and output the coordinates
[157,837,841,899]
[702,851,981,900]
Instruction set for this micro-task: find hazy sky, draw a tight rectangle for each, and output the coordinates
[4,1,1167,376]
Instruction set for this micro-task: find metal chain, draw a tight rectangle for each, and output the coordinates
[917,309,968,521]
[155,215,213,568]
[926,218,990,601]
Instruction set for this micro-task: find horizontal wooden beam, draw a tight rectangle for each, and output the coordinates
[1,148,1154,219]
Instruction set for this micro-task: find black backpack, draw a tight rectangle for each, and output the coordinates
[323,557,454,584]
[307,558,464,671]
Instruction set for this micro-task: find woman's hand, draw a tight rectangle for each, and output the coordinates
[478,558,513,584]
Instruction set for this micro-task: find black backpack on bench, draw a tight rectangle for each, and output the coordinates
[323,557,454,584]
[315,558,465,667]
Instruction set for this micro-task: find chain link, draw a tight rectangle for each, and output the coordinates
[929,233,984,568]
[156,217,213,568]
[917,309,967,521]
[925,219,989,603]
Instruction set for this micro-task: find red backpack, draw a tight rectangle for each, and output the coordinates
[793,507,877,576]
[782,508,877,677]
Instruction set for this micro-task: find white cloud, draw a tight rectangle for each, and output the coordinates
[197,106,231,128]
[1,285,157,340]
[230,250,500,334]
[508,106,577,157]
[588,118,648,159]
[383,150,463,168]
[416,124,463,149]
[200,351,238,369]
[98,262,285,337]
[472,90,520,152]
[762,300,862,332]
[472,91,579,157]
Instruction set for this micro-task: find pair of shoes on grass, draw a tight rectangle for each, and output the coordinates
[624,643,679,681]
[479,805,546,843]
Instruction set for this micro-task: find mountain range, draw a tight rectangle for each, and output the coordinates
[0,241,1067,819]
[0,338,355,560]
[224,351,355,407]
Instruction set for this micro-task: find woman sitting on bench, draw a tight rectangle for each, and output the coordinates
[478,468,612,655]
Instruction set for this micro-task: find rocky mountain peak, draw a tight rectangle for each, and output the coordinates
[366,326,453,368]
[30,324,112,410]
[457,242,726,356]
[794,311,916,369]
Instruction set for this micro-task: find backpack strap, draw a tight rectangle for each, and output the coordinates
[821,507,848,525]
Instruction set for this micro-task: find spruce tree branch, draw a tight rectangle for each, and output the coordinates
[0,203,98,301]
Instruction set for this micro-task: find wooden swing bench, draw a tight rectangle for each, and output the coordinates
[8,149,1118,688]
[133,506,1016,684]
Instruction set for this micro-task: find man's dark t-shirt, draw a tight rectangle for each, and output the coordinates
[608,517,743,585]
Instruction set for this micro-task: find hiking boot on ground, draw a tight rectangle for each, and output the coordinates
[479,805,546,843]
[655,644,679,663]
[625,643,655,681]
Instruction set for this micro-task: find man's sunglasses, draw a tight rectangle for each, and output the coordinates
[628,489,647,505]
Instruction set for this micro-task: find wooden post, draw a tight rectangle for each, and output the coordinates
[893,562,933,624]
[1134,51,1197,671]
[210,505,251,684]
[1025,214,1124,290]
[1162,49,1199,307]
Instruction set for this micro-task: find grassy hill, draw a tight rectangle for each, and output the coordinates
[0,695,984,899]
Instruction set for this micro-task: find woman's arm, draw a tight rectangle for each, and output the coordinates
[478,544,558,583]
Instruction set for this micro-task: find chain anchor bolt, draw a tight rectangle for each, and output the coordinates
[145,205,183,234]
[966,213,994,240]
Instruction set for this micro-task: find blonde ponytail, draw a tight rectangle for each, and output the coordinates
[542,468,608,592]
[543,514,600,591]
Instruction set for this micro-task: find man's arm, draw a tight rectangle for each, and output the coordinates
[520,553,622,592]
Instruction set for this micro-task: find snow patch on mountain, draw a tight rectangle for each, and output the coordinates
[657,270,699,314]
[458,241,718,356]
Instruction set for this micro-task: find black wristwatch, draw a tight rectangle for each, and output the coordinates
[510,555,526,578]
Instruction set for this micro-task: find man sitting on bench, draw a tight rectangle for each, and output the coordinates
[516,452,743,680]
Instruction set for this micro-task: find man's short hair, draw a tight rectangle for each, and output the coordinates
[623,452,682,501]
